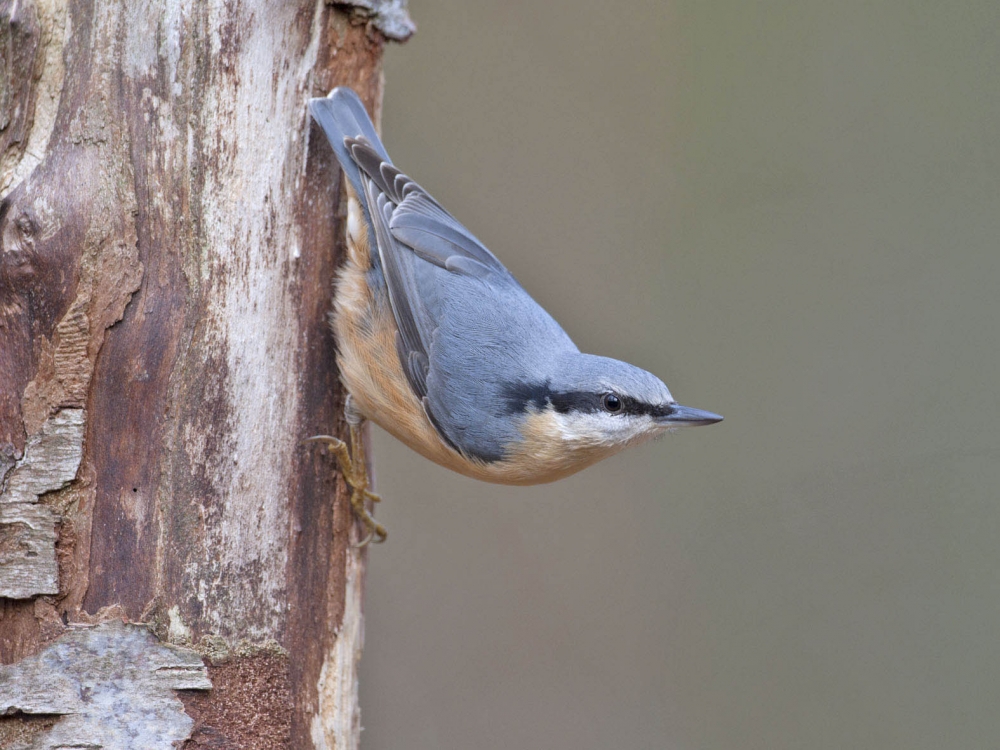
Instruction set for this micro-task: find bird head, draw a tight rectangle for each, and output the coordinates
[505,353,722,457]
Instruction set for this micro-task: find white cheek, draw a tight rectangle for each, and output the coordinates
[552,412,658,448]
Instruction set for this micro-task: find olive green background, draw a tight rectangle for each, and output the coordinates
[360,2,1000,748]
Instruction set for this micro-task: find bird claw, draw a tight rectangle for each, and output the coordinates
[303,411,387,546]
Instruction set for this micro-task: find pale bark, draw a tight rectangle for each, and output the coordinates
[0,1,411,746]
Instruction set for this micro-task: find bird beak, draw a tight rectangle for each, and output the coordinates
[656,403,723,427]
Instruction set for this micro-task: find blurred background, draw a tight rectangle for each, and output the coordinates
[360,2,1000,748]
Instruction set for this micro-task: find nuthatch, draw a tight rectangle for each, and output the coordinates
[306,88,721,544]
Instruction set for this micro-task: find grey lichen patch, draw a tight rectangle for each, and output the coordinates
[139,599,289,665]
[0,620,211,749]
[195,634,289,666]
[0,409,84,505]
[336,0,416,41]
[195,633,231,663]
[0,503,57,598]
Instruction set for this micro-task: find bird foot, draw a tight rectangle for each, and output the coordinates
[303,407,386,546]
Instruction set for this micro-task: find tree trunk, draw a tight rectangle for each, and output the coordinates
[0,1,412,747]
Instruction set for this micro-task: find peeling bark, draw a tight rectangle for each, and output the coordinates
[0,0,410,746]
[0,503,57,599]
[0,620,211,748]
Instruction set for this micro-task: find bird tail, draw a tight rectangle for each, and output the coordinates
[308,87,392,198]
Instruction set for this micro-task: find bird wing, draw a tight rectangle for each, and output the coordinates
[348,137,514,405]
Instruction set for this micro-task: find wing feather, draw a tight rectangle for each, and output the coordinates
[349,136,514,405]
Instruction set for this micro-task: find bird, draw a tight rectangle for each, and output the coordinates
[306,87,722,544]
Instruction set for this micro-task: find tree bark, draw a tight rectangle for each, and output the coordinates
[0,1,412,747]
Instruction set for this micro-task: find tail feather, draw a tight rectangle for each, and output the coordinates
[308,88,392,197]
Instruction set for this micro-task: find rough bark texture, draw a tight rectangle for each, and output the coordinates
[0,0,411,747]
[0,620,212,747]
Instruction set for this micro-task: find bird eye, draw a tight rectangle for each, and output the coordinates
[602,393,623,413]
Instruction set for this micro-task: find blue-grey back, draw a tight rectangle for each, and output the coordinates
[424,270,578,460]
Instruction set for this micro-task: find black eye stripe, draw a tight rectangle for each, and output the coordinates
[502,381,673,418]
[547,391,602,415]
